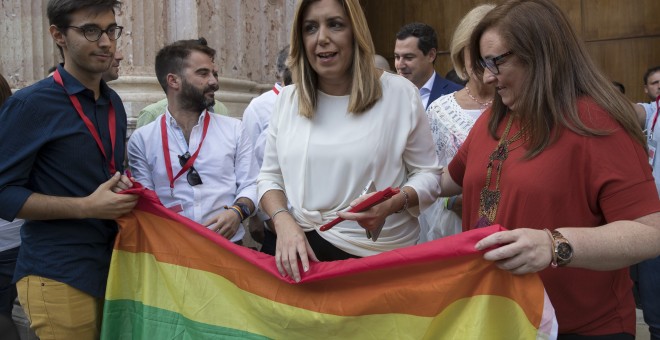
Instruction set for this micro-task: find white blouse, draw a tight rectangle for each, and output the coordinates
[257,72,442,256]
[426,92,481,165]
[418,92,483,242]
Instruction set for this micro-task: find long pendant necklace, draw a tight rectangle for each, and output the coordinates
[465,84,493,110]
[476,115,524,228]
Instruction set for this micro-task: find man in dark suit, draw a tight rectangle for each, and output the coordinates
[394,22,463,109]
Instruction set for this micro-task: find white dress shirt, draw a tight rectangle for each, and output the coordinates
[641,101,660,194]
[128,109,258,243]
[258,72,442,256]
[0,218,22,252]
[242,83,283,167]
[419,71,436,108]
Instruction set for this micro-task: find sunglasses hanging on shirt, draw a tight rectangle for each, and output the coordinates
[178,152,203,186]
[160,111,210,196]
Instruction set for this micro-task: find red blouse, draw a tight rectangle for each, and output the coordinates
[449,97,660,335]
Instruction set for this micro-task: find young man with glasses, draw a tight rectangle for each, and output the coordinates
[0,0,137,338]
[128,39,257,244]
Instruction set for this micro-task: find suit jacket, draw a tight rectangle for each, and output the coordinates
[427,73,463,109]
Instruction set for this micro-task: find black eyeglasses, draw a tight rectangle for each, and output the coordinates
[178,152,203,186]
[479,51,513,75]
[63,25,124,42]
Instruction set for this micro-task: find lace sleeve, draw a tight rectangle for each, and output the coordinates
[425,93,471,165]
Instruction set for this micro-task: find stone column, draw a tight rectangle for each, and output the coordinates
[0,0,297,133]
[108,0,297,133]
[0,0,57,88]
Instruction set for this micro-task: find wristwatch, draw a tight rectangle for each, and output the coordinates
[234,202,252,222]
[550,230,573,267]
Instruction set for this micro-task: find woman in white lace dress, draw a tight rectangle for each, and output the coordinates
[418,4,496,242]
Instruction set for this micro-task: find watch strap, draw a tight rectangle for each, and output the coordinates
[543,228,558,268]
[234,202,251,222]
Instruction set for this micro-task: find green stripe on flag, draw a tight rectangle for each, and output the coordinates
[101,299,269,340]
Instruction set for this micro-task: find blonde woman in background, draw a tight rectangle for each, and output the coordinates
[418,4,495,243]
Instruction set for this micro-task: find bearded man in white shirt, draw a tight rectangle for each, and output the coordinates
[128,38,258,244]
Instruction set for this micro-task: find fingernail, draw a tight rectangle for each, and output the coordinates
[474,243,482,250]
[303,265,309,272]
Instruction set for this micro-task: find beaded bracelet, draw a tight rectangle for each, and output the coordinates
[395,189,409,214]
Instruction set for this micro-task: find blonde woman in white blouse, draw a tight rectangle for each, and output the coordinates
[257,0,441,282]
[418,4,496,243]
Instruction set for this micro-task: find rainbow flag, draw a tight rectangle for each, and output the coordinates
[101,188,557,339]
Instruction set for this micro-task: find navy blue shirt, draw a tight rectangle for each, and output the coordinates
[0,65,127,297]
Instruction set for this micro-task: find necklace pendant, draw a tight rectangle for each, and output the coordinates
[495,143,508,160]
[475,217,491,228]
[477,115,517,231]
[478,187,500,227]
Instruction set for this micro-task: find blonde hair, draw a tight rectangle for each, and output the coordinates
[469,0,645,158]
[289,0,382,118]
[450,4,496,80]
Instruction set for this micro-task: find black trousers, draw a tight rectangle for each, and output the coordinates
[259,228,360,261]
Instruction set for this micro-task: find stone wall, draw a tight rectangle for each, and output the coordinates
[0,0,297,131]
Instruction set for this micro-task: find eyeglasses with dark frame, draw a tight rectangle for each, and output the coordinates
[479,51,513,75]
[178,152,203,186]
[62,25,124,42]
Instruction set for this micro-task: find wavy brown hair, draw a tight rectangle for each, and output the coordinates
[469,0,645,158]
[289,0,382,118]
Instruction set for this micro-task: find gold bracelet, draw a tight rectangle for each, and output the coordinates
[271,208,290,221]
[543,228,558,268]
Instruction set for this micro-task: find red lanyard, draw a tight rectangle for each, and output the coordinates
[53,69,116,174]
[272,85,280,95]
[650,95,660,137]
[160,111,210,192]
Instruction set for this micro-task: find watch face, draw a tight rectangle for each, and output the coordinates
[557,242,573,260]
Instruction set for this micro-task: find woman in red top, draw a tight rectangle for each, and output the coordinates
[437,0,660,338]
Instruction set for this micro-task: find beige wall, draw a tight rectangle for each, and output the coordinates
[0,0,297,129]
